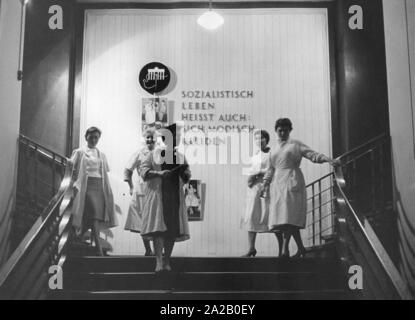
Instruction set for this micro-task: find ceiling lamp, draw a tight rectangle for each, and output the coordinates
[197,1,224,31]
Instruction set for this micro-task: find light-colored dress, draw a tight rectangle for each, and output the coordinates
[185,188,200,208]
[241,150,271,233]
[71,147,118,235]
[139,148,190,242]
[264,139,329,230]
[145,104,156,125]
[124,147,150,233]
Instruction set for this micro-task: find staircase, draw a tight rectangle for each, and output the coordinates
[50,243,349,300]
[2,133,411,300]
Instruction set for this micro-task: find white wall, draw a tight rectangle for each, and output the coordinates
[81,8,333,256]
[0,0,22,266]
[383,0,415,293]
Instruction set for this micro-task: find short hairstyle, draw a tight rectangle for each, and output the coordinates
[275,118,293,131]
[85,127,102,138]
[142,127,157,138]
[254,129,270,145]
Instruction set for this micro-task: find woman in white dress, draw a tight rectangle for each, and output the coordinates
[263,119,339,258]
[123,129,156,256]
[241,130,283,257]
[71,127,118,256]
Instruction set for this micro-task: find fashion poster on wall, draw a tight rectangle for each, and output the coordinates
[141,97,169,131]
[184,180,204,222]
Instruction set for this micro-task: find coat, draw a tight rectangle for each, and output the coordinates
[70,147,118,235]
[124,147,150,233]
[264,139,329,230]
[139,147,191,242]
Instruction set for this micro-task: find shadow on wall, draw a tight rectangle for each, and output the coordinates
[0,190,15,268]
[392,158,415,297]
[0,138,19,268]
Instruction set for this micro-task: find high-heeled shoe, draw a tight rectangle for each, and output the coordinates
[292,248,307,259]
[242,249,257,258]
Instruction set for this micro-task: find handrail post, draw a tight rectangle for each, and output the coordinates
[312,184,316,247]
[52,154,56,197]
[34,145,39,211]
[351,160,357,203]
[319,180,322,245]
[370,151,376,214]
[379,141,385,210]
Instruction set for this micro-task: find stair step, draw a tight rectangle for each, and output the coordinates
[50,289,349,300]
[63,271,344,292]
[64,256,340,273]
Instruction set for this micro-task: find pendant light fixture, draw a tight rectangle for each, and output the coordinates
[197,1,224,31]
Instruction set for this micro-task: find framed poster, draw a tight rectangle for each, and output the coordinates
[141,97,169,131]
[184,180,204,222]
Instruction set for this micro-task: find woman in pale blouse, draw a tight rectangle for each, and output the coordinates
[263,119,339,258]
[71,127,117,256]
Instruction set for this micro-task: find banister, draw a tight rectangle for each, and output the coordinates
[337,133,387,160]
[19,134,67,164]
[333,134,413,300]
[0,159,74,297]
[305,172,335,247]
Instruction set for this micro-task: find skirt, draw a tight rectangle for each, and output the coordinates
[82,177,106,231]
[124,192,144,233]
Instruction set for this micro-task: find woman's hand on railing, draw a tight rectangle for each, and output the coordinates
[328,158,341,167]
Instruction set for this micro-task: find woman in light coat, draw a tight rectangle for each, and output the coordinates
[71,127,118,256]
[241,130,283,257]
[263,119,339,258]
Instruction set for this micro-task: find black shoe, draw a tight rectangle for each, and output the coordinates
[241,249,257,258]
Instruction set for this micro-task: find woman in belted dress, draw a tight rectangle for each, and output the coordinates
[263,119,339,258]
[71,127,118,256]
[241,130,283,257]
[123,129,156,256]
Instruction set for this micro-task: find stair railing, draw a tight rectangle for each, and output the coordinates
[0,141,75,300]
[11,135,68,251]
[18,134,67,207]
[333,134,412,300]
[305,173,335,248]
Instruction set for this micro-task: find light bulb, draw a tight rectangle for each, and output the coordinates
[197,10,224,30]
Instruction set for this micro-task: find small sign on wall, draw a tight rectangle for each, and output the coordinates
[184,180,205,222]
[139,62,171,95]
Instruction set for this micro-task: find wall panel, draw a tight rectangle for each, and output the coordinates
[80,8,332,256]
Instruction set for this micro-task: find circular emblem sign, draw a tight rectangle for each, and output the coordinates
[139,62,171,95]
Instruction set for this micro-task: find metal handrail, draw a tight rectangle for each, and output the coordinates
[0,159,73,278]
[333,134,412,300]
[19,134,67,164]
[337,133,387,160]
[0,138,75,299]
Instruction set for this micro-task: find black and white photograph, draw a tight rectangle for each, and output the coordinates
[142,97,169,131]
[184,180,203,222]
[0,0,414,305]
